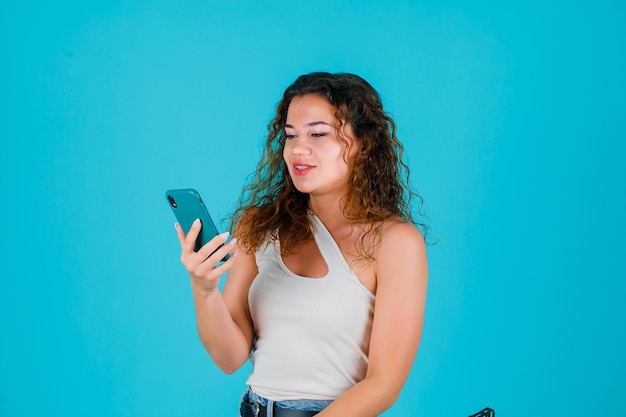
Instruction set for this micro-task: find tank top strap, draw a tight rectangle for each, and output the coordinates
[309,213,355,276]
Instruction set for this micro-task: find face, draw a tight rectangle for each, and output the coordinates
[283,94,359,199]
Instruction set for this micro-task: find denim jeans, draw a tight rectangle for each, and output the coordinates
[239,387,333,416]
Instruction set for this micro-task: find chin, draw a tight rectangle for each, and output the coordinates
[293,185,312,194]
[290,179,315,194]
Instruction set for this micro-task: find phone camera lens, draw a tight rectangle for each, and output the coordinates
[168,195,177,208]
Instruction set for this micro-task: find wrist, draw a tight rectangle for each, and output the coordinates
[190,280,220,299]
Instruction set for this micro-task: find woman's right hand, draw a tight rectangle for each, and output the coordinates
[175,219,238,294]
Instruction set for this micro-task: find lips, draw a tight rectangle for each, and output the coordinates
[292,162,315,176]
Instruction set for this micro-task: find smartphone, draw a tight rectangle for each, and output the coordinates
[165,188,230,261]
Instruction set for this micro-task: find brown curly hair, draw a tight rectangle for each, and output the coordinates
[229,72,428,260]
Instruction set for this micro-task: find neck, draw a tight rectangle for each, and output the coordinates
[308,194,350,230]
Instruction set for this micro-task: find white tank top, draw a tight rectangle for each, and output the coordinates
[246,213,375,401]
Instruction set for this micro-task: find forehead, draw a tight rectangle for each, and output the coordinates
[285,94,337,125]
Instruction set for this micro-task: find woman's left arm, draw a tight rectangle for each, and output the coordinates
[318,222,428,417]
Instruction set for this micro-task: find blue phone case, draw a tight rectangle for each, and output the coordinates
[165,188,229,260]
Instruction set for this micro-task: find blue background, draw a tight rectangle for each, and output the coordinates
[1,1,624,416]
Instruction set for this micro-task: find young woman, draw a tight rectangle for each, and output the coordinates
[175,72,428,417]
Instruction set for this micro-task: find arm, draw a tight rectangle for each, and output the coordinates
[176,220,258,374]
[317,222,428,416]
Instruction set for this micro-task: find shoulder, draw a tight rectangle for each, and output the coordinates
[376,220,427,281]
[379,220,426,255]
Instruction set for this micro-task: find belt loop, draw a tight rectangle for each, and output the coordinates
[266,399,274,417]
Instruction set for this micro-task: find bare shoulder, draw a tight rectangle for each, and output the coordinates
[378,220,426,259]
[366,220,428,391]
[221,221,259,343]
[375,220,428,285]
[223,220,259,300]
[229,218,259,278]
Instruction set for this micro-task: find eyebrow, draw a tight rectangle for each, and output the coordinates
[284,121,332,129]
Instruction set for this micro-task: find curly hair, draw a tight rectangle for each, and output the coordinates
[229,72,428,260]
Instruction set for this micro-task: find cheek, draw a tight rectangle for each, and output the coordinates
[341,140,360,166]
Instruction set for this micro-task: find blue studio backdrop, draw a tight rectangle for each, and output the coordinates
[1,2,624,416]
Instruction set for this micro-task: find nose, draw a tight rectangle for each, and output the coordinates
[286,136,311,156]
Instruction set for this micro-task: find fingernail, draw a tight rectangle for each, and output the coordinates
[219,232,230,240]
[193,218,201,226]
[229,237,238,247]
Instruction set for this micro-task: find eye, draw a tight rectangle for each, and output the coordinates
[311,132,329,138]
[284,131,296,140]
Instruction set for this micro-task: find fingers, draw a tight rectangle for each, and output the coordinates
[185,237,238,290]
[214,236,238,265]
[174,219,238,293]
[195,244,238,277]
[194,236,237,274]
[196,232,233,261]
[176,220,236,265]
[178,218,203,253]
[177,219,228,258]
[175,222,186,247]
[210,248,238,277]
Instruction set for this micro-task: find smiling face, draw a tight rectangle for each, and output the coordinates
[283,94,359,200]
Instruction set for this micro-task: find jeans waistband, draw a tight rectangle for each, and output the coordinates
[240,388,332,414]
[240,401,319,417]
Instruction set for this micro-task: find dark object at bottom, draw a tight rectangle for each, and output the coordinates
[468,408,495,417]
[240,400,318,417]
